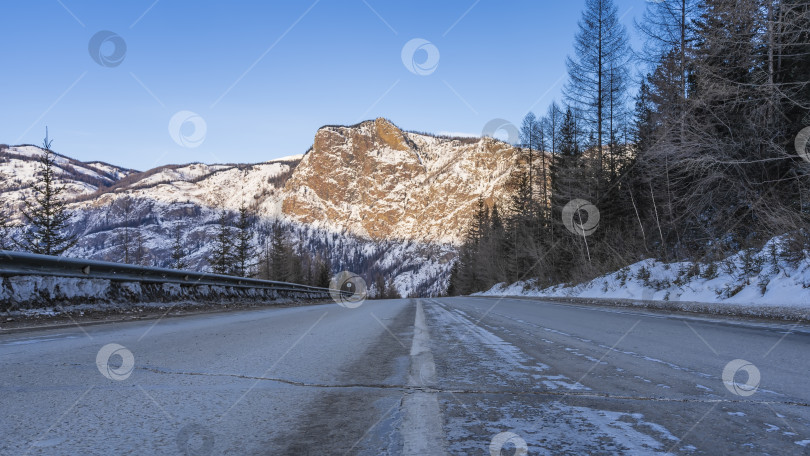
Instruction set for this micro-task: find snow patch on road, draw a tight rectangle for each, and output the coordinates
[490,308,719,382]
[425,300,587,390]
[443,399,678,455]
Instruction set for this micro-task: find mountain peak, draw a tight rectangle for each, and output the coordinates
[283,119,522,242]
[313,117,411,156]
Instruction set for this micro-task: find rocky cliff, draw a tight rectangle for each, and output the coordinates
[282,118,519,243]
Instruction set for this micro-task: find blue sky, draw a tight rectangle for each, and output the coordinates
[1,0,649,171]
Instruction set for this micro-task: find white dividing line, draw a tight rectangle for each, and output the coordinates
[410,299,433,363]
[401,299,447,456]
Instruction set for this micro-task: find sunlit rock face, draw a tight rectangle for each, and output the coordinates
[282,118,522,244]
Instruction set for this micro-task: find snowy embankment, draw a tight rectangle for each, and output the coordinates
[477,237,810,319]
[0,275,322,314]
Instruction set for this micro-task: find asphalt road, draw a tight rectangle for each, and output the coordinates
[1,297,809,455]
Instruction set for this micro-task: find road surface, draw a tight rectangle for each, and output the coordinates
[1,297,809,455]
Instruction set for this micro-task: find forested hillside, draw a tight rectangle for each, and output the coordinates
[449,0,810,295]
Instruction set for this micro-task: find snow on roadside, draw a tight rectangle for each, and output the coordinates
[477,237,810,310]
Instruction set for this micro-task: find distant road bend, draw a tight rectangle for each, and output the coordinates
[2,297,809,455]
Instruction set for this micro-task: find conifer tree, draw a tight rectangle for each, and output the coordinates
[384,278,399,299]
[112,196,134,264]
[564,0,631,189]
[316,254,331,288]
[374,274,386,298]
[548,107,585,280]
[269,221,290,281]
[170,225,187,270]
[210,209,232,274]
[0,211,9,251]
[134,230,148,266]
[232,203,255,277]
[17,128,78,256]
[519,112,542,203]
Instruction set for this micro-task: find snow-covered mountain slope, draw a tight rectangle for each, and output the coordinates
[0,145,135,216]
[3,119,521,244]
[65,209,453,298]
[479,237,810,310]
[73,160,299,217]
[2,119,526,296]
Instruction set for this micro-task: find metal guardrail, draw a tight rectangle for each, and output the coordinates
[0,250,334,296]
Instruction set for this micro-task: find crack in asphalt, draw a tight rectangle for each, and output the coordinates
[138,365,810,408]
